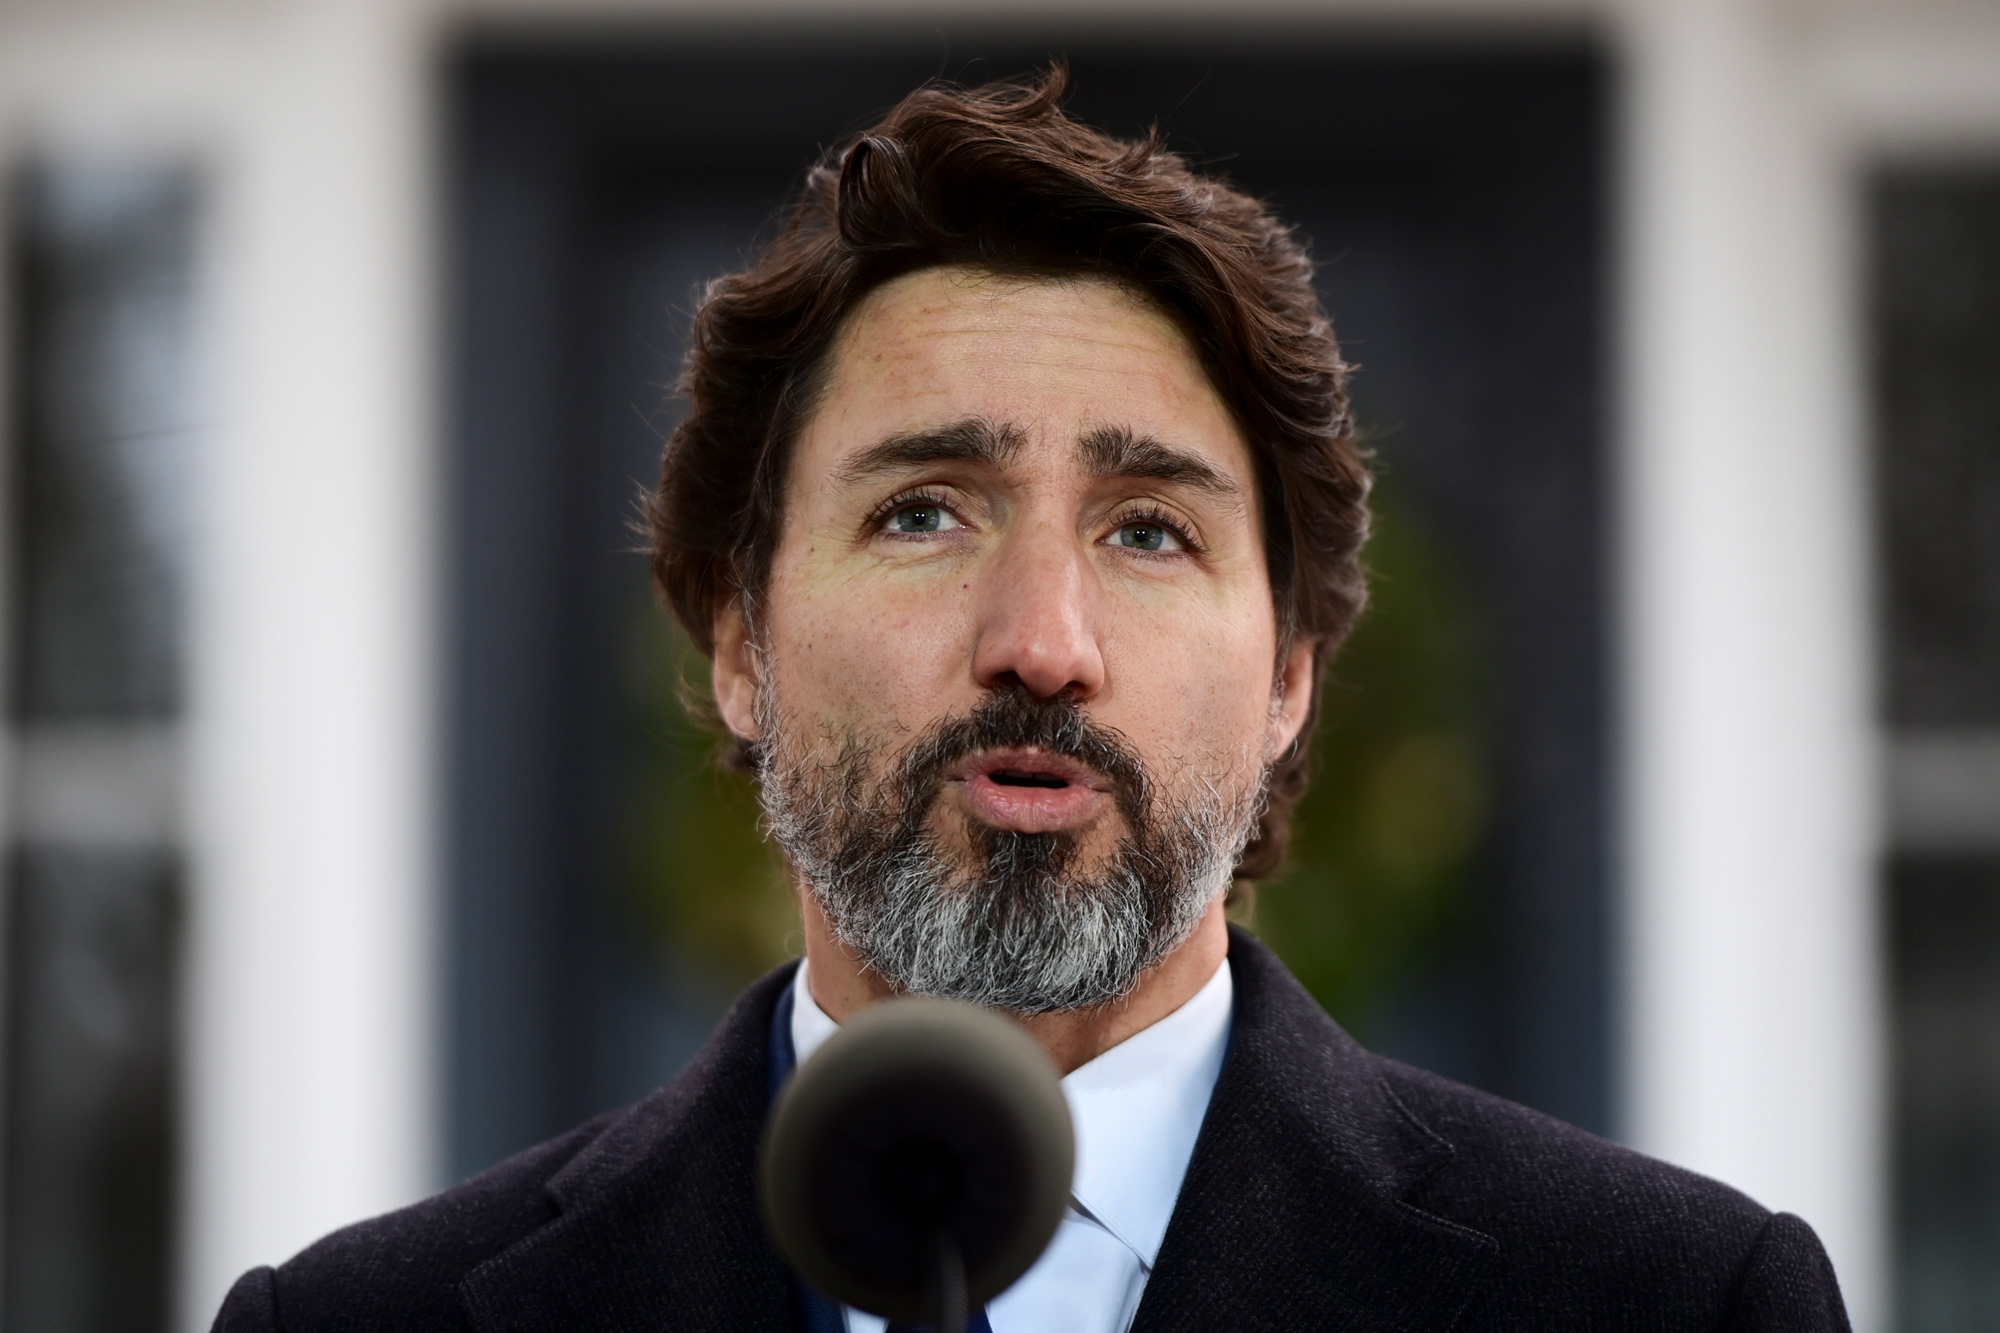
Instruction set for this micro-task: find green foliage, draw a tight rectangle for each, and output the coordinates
[620,605,798,990]
[1238,483,1492,1029]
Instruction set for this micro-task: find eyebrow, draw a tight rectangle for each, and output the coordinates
[1078,425,1241,497]
[831,417,1026,488]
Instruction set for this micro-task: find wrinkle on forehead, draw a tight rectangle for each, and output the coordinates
[826,268,1200,395]
[792,266,1259,525]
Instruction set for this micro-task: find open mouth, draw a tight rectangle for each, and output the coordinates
[952,749,1107,833]
[988,769,1072,789]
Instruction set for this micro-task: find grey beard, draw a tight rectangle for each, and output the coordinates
[755,684,1265,1014]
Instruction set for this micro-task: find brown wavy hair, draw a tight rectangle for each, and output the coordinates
[647,66,1370,879]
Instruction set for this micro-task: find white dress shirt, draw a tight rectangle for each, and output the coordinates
[788,957,1234,1333]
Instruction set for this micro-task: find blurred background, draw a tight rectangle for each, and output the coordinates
[0,0,1993,1329]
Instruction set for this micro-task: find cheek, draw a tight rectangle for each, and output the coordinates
[1104,608,1277,764]
[763,563,976,732]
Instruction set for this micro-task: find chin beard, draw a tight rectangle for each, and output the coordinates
[755,683,1264,1014]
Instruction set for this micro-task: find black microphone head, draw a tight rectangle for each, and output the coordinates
[760,996,1075,1322]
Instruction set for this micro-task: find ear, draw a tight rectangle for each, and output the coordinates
[711,600,762,743]
[1267,637,1317,761]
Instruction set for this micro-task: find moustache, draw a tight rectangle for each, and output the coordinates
[885,686,1152,835]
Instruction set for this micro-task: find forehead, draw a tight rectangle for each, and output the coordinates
[796,267,1251,482]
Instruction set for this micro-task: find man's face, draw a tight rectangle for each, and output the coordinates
[715,267,1313,1010]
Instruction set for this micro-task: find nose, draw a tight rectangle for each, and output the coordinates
[970,524,1106,702]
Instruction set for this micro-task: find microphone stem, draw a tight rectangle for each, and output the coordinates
[928,1229,967,1333]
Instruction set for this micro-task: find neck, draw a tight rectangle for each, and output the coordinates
[798,892,1231,1075]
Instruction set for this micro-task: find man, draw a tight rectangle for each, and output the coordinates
[215,70,1849,1332]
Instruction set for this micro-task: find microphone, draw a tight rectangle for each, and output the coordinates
[760,997,1075,1333]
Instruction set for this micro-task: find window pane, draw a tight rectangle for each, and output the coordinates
[9,166,197,721]
[1873,167,2000,1332]
[3,162,197,1333]
[2,850,179,1333]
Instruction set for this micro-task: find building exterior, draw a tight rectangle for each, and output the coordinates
[0,1,1996,1330]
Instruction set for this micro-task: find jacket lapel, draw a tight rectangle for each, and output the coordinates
[458,965,800,1333]
[454,935,1499,1333]
[1131,930,1498,1333]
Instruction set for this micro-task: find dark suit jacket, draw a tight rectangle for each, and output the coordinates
[212,929,1849,1331]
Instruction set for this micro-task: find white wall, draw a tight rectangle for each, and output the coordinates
[1615,6,2000,1329]
[183,1,442,1325]
[1614,0,1881,1322]
[0,2,444,1326]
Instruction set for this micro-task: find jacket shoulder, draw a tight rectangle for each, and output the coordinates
[221,1112,616,1333]
[1380,1055,1767,1233]
[209,960,800,1333]
[1375,1057,1846,1329]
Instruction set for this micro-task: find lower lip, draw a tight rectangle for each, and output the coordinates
[956,773,1105,833]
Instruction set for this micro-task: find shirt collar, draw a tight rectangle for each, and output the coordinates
[787,955,1233,1271]
[789,964,842,1066]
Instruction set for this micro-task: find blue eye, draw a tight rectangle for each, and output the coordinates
[886,502,960,534]
[1108,519,1182,552]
